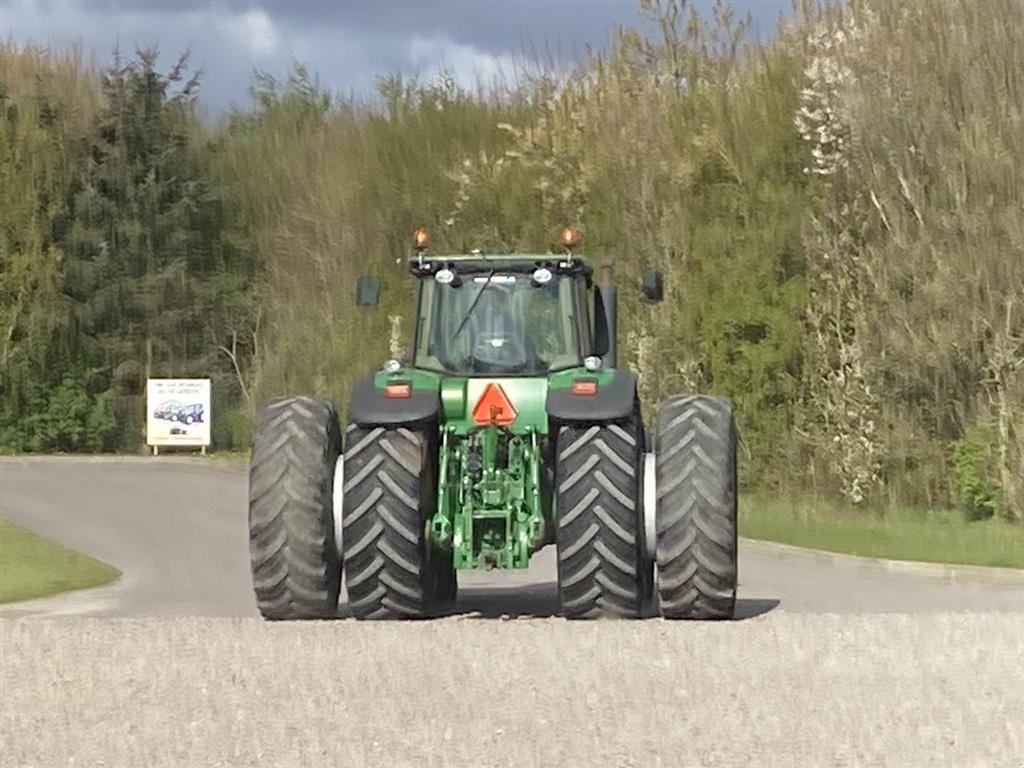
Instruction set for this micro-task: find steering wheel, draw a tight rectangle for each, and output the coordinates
[470,333,528,372]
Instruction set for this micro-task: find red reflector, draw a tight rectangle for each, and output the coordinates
[471,382,517,426]
[384,382,411,398]
[571,379,598,396]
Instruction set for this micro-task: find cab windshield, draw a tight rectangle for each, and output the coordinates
[414,272,582,375]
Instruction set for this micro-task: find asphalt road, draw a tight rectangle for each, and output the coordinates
[1,456,1022,618]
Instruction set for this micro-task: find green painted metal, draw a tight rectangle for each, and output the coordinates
[450,377,549,435]
[547,366,615,390]
[373,367,442,390]
[432,420,545,570]
[429,375,550,569]
[440,377,467,421]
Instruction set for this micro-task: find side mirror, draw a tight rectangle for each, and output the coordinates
[641,268,664,303]
[356,276,380,306]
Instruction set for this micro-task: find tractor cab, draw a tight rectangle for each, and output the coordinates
[409,257,588,377]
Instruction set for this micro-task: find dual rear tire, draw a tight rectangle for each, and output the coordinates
[553,395,737,620]
[248,394,737,621]
[247,399,451,621]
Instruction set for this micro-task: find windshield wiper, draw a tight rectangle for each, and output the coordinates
[451,269,495,341]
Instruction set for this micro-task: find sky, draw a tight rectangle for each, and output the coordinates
[1,0,791,113]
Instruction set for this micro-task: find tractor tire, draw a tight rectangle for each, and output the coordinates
[342,424,442,619]
[655,395,738,620]
[248,396,342,620]
[555,420,648,619]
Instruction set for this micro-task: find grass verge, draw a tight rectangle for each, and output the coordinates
[0,517,121,603]
[740,495,1024,569]
[204,449,249,463]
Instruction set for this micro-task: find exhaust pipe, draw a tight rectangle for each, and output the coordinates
[599,262,617,368]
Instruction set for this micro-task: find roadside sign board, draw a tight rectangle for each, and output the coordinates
[146,378,211,448]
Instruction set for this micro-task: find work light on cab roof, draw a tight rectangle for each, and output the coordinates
[246,216,741,624]
[435,266,458,285]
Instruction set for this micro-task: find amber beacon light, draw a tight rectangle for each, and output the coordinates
[412,226,429,251]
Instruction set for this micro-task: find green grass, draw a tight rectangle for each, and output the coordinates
[0,517,121,603]
[201,448,250,463]
[740,495,1024,569]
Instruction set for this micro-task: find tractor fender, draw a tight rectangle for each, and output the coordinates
[346,374,440,426]
[545,369,638,423]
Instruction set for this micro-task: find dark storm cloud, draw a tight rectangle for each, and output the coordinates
[53,0,644,51]
[2,0,788,113]
[264,1,640,55]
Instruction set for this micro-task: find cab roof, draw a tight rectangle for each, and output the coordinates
[408,252,593,279]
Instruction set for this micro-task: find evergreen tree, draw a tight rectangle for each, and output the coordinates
[0,45,113,451]
[61,48,218,450]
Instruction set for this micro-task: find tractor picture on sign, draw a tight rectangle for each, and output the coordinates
[147,379,211,454]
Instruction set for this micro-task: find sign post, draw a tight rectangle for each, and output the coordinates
[146,378,211,455]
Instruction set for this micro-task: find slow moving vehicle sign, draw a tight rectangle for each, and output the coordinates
[146,378,211,451]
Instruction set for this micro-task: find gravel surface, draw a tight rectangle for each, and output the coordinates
[2,614,1022,768]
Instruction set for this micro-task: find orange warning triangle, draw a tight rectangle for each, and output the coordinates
[471,382,517,426]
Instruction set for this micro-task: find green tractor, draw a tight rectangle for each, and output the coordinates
[247,227,738,620]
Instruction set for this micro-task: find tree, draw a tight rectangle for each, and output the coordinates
[61,47,219,450]
[0,44,112,451]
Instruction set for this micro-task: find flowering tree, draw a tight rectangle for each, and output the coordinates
[795,16,882,504]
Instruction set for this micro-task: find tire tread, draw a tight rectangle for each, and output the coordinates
[555,420,648,619]
[342,425,434,619]
[655,395,737,620]
[248,396,342,620]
